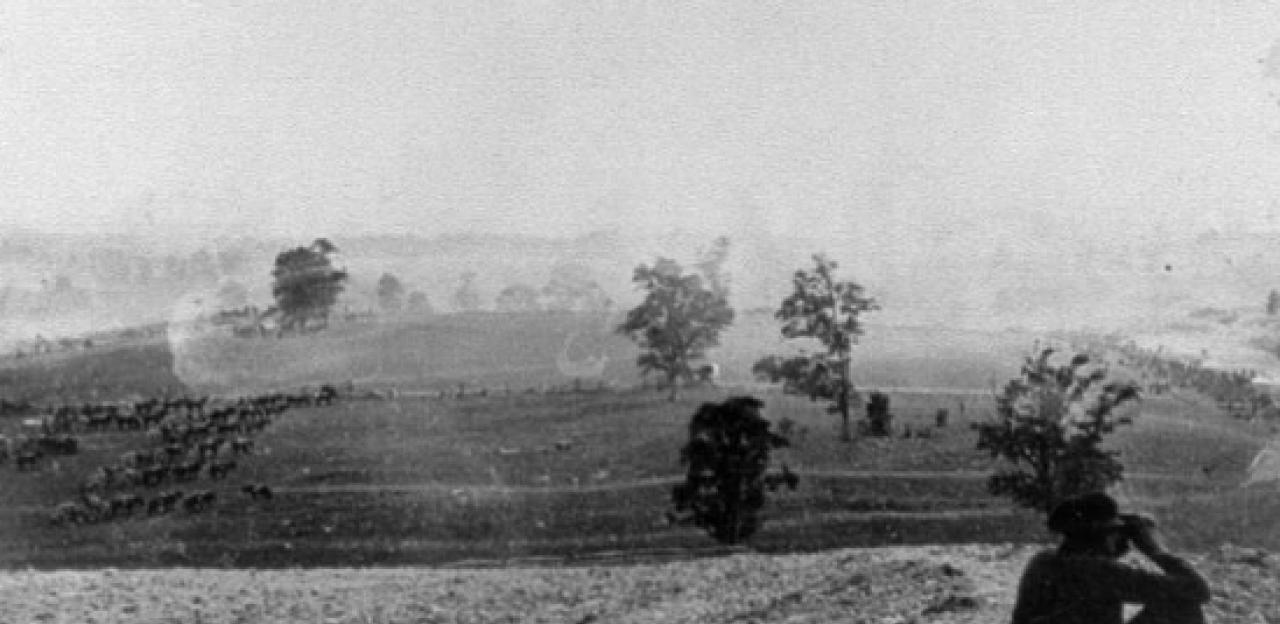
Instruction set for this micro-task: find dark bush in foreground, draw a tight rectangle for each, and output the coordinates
[671,395,795,544]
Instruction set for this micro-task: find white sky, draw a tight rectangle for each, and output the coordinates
[2,2,1280,249]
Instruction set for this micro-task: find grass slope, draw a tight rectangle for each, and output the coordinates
[0,317,1274,567]
[0,379,1268,568]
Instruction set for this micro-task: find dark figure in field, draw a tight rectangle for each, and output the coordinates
[1011,492,1208,624]
[241,483,273,500]
[314,383,338,405]
[866,392,893,436]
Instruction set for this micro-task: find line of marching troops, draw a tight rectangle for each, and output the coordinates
[21,384,341,526]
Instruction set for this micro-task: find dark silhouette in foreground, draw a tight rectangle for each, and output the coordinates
[1011,492,1209,624]
[669,396,794,544]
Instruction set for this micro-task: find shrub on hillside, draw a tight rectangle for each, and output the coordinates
[670,396,796,544]
[866,391,893,436]
[973,347,1141,513]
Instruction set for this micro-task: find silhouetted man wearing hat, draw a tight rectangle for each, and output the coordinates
[1011,492,1209,624]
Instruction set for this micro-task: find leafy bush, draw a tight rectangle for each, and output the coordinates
[670,396,795,544]
[973,348,1140,513]
[866,391,893,437]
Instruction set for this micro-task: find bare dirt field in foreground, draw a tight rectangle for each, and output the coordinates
[1,543,1276,624]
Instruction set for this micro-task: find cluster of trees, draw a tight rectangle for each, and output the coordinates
[626,238,1152,545]
[268,250,431,327]
[376,263,614,316]
[490,263,614,314]
[669,344,1145,546]
[264,234,1151,546]
[79,247,249,288]
[267,242,619,325]
[374,273,432,315]
[615,236,881,447]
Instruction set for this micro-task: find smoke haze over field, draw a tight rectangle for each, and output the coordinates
[3,227,1280,347]
[3,4,1280,338]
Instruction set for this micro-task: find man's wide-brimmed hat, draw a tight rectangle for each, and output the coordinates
[1047,492,1127,536]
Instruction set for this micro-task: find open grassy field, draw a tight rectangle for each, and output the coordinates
[122,312,1034,398]
[0,314,1275,568]
[0,381,1268,568]
[0,337,182,405]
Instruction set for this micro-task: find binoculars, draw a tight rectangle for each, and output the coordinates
[1117,513,1155,541]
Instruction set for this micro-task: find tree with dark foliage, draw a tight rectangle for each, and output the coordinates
[376,273,405,313]
[670,396,795,544]
[974,347,1141,513]
[617,258,734,400]
[754,254,878,441]
[865,391,893,437]
[270,239,348,333]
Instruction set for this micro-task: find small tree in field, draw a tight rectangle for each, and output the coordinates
[617,257,734,400]
[377,273,405,313]
[670,396,796,544]
[756,254,878,441]
[973,347,1141,513]
[270,238,348,332]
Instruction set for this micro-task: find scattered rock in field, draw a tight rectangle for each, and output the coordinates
[922,593,980,614]
[3,546,1278,623]
[1217,543,1272,568]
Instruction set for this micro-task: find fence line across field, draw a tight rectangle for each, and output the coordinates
[366,382,994,400]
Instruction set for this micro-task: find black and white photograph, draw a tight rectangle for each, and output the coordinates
[1,2,1279,621]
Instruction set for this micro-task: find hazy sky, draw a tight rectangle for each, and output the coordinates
[3,2,1280,249]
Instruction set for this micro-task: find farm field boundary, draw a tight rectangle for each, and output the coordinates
[367,383,996,399]
[1,469,1212,515]
[268,468,1216,495]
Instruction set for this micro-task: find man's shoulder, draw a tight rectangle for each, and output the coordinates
[1025,549,1127,573]
[1018,549,1063,580]
[1025,549,1061,566]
